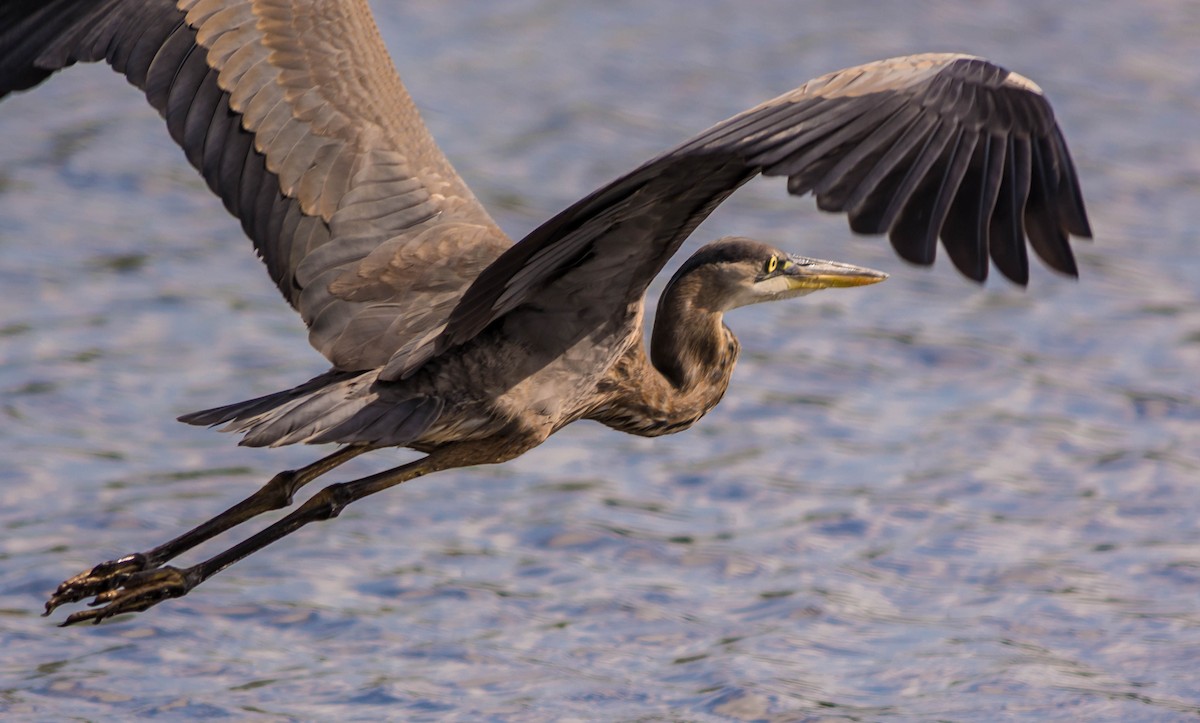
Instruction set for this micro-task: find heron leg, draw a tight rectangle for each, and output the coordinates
[44,445,370,616]
[54,452,447,626]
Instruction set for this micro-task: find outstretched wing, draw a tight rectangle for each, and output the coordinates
[397,53,1090,379]
[0,0,510,372]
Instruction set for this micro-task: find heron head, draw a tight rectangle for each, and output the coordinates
[667,237,887,312]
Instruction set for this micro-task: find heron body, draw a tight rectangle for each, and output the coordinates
[0,0,1090,625]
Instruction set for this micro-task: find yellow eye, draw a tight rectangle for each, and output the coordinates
[766,256,778,274]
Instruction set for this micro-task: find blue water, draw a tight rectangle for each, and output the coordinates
[1,0,1198,719]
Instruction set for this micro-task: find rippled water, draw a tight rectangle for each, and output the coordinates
[1,0,1198,719]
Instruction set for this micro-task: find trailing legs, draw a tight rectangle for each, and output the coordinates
[47,448,475,625]
[44,444,369,617]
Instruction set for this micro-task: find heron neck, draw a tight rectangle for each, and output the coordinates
[650,274,739,392]
[582,273,740,437]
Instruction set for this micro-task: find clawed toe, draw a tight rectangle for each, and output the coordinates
[44,555,194,626]
[44,553,150,616]
[57,566,193,626]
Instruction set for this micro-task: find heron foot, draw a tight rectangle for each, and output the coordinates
[55,566,193,626]
[43,553,152,616]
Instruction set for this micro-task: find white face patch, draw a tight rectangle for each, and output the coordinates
[724,274,817,310]
[757,274,808,298]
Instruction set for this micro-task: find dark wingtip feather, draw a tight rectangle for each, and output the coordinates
[987,137,1031,285]
[1052,129,1093,238]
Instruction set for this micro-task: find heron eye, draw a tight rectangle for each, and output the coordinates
[765,256,778,274]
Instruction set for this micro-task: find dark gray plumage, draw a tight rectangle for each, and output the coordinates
[0,0,1090,625]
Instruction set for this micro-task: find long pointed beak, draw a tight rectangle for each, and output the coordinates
[782,254,888,290]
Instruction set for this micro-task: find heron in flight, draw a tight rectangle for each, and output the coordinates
[0,0,1090,625]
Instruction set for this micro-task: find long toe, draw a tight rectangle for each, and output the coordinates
[44,553,150,615]
[59,566,193,627]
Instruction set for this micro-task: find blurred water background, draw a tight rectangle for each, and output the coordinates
[1,0,1198,719]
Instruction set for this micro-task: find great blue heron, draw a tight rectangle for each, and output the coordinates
[1,0,1090,626]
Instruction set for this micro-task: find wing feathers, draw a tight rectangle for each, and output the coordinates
[2,0,510,374]
[843,112,940,233]
[898,126,979,268]
[1024,136,1077,275]
[1053,130,1092,237]
[941,133,1005,280]
[3,14,1090,389]
[987,135,1031,283]
[422,54,1089,375]
[811,103,922,210]
[700,55,1086,284]
[182,68,223,164]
